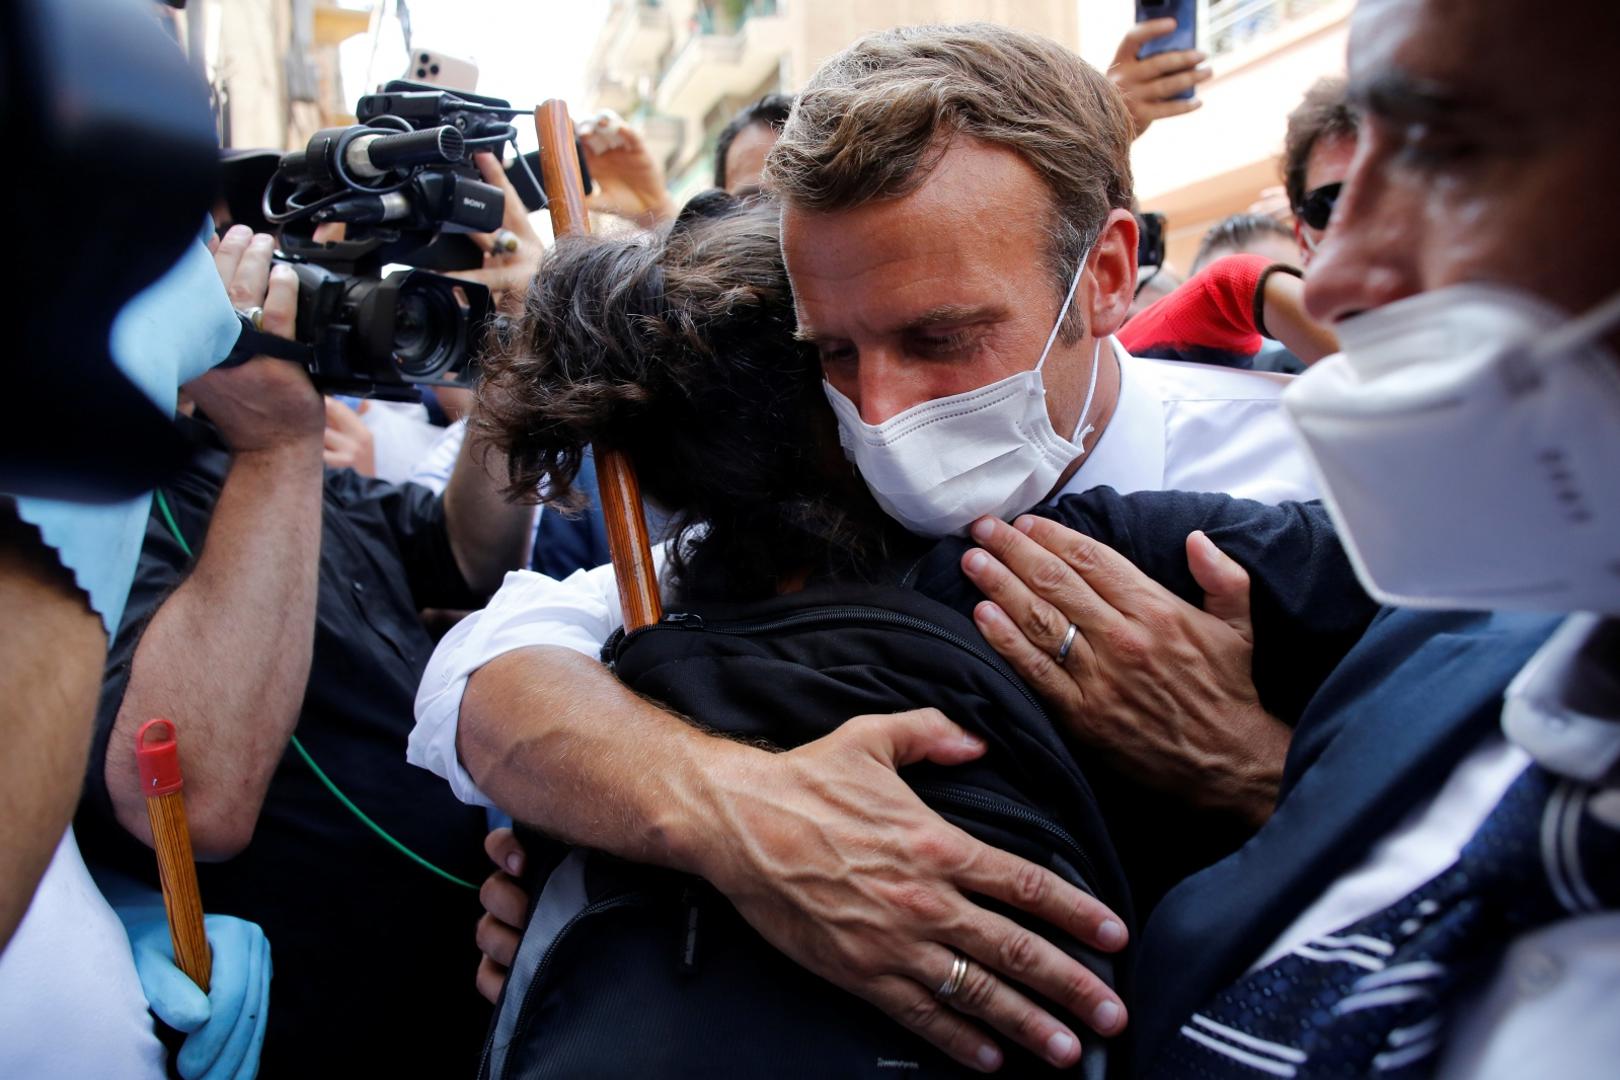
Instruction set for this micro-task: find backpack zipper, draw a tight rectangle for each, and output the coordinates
[909,781,1098,887]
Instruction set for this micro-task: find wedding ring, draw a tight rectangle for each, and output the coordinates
[1056,622,1079,662]
[935,952,970,1002]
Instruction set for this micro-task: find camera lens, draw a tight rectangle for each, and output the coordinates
[391,278,461,378]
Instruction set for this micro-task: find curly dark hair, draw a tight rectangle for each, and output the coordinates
[474,191,910,600]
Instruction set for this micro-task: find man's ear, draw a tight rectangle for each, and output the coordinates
[1088,208,1140,338]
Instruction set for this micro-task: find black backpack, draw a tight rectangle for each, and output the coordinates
[479,582,1131,1080]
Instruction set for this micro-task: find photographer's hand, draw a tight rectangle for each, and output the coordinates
[193,227,323,454]
[322,397,376,476]
[105,225,325,858]
[450,153,545,312]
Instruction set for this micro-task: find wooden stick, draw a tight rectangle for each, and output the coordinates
[534,100,663,631]
[136,718,211,992]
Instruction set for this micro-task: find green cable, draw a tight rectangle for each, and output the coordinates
[153,489,479,891]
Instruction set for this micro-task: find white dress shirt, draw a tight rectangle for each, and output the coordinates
[1250,615,1620,1078]
[410,342,1318,807]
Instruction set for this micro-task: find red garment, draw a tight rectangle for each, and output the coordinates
[1120,254,1271,361]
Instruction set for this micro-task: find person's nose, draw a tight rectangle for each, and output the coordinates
[1304,140,1424,324]
[853,348,928,426]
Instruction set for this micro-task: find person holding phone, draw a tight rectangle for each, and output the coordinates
[1110,13,1212,137]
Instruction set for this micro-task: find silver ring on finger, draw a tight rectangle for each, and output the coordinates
[1056,622,1079,663]
[935,951,970,1002]
[238,305,265,332]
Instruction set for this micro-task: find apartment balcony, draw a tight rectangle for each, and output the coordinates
[639,112,685,173]
[1207,0,1345,63]
[654,1,787,121]
[600,0,674,80]
[592,71,639,114]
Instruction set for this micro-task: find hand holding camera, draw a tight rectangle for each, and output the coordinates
[446,153,546,311]
[188,227,322,458]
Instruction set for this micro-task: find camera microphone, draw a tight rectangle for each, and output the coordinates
[345,125,465,180]
[319,193,414,225]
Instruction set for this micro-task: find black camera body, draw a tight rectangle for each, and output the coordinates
[284,263,490,400]
[258,82,531,401]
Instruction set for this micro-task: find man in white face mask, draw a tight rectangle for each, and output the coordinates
[1127,0,1620,1075]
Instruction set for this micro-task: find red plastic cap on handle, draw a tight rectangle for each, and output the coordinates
[136,718,183,797]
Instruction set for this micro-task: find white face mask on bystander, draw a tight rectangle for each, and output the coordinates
[823,258,1102,538]
[1284,282,1620,615]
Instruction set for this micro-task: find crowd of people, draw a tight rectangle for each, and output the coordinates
[2,0,1616,1077]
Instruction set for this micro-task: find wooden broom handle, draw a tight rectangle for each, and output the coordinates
[136,719,211,992]
[534,100,663,631]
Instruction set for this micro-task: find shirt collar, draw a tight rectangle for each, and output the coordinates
[1503,614,1620,784]
[1057,338,1166,499]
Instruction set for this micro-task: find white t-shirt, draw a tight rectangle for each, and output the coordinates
[0,830,165,1078]
[410,342,1318,807]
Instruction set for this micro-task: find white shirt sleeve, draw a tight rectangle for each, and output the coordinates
[408,555,649,808]
[406,419,467,495]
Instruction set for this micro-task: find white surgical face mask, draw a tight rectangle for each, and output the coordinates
[824,260,1101,538]
[1284,282,1620,614]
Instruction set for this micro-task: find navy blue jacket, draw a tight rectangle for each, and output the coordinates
[1129,607,1563,1070]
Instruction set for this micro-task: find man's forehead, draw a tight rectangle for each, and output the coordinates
[782,140,1054,338]
[1348,0,1591,118]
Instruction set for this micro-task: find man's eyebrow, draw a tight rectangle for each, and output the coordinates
[895,305,1000,332]
[793,305,1001,344]
[1350,70,1485,125]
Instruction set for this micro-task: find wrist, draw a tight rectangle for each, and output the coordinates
[1255,263,1305,339]
[648,730,771,883]
[1215,706,1289,825]
[231,435,325,476]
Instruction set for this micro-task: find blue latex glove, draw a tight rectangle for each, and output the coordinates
[120,907,272,1080]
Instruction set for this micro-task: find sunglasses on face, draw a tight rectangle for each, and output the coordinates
[1296,182,1342,232]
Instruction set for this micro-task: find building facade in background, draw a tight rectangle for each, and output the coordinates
[586,0,1076,202]
[179,0,1347,268]
[160,0,370,152]
[588,0,1347,267]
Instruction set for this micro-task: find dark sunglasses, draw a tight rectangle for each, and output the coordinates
[1296,182,1342,232]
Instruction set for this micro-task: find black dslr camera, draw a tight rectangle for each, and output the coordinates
[250,82,543,400]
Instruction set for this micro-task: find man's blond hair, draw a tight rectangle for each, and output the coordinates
[767,22,1134,318]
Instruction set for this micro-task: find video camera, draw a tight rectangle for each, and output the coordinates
[250,82,547,401]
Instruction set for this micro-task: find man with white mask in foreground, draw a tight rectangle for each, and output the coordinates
[413,24,1322,1072]
[1104,0,1620,1073]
